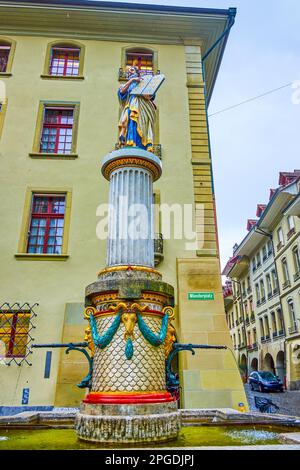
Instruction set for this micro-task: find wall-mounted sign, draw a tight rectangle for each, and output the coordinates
[22,388,30,405]
[188,292,215,301]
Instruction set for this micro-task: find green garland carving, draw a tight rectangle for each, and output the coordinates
[90,312,122,349]
[125,337,134,360]
[137,312,169,347]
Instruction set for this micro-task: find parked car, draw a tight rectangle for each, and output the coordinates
[248,371,284,392]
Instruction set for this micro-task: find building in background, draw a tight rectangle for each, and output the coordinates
[0,0,247,411]
[223,170,300,390]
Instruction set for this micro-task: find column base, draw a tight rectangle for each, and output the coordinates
[75,401,181,443]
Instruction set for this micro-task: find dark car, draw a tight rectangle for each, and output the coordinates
[248,371,284,393]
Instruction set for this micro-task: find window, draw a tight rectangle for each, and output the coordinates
[16,189,72,259]
[253,328,257,343]
[126,48,154,75]
[255,283,260,304]
[264,316,270,337]
[27,195,65,254]
[282,258,290,284]
[293,246,300,274]
[267,240,273,256]
[287,215,295,232]
[252,259,256,272]
[40,107,74,154]
[287,299,297,332]
[262,245,267,261]
[271,311,277,334]
[277,227,284,249]
[260,318,265,339]
[31,102,80,157]
[0,42,10,72]
[256,252,261,267]
[49,46,80,76]
[271,269,279,292]
[277,308,284,333]
[0,311,30,357]
[266,273,272,296]
[42,41,85,79]
[259,279,266,301]
[0,38,16,75]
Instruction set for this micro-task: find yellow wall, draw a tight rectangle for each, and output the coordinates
[0,34,246,409]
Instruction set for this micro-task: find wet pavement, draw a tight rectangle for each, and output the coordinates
[245,384,300,417]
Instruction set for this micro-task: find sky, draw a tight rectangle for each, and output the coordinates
[92,0,300,270]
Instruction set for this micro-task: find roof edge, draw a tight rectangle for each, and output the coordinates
[0,0,233,16]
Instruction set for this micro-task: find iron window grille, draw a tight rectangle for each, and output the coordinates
[0,303,38,366]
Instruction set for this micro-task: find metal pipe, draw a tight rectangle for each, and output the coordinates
[202,7,237,62]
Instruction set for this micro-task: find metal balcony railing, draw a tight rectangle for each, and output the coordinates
[154,233,164,266]
[288,324,299,335]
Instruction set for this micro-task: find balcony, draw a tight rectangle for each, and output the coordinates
[238,343,246,350]
[154,233,164,266]
[288,324,299,335]
[261,296,266,304]
[262,254,267,262]
[287,227,296,240]
[245,317,250,326]
[250,313,255,323]
[277,241,284,251]
[239,317,243,324]
[278,329,284,337]
[272,331,278,339]
[273,287,279,295]
[261,335,271,344]
[282,280,291,290]
[252,342,258,350]
[115,143,162,159]
[268,292,273,300]
[294,271,300,282]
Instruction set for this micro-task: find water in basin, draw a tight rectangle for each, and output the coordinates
[0,425,295,449]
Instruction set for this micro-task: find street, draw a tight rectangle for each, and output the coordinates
[245,384,300,417]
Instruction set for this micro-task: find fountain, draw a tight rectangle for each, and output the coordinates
[74,70,181,443]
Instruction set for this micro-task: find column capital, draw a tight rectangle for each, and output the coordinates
[101,147,162,182]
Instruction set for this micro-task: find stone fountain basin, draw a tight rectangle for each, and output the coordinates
[0,408,300,449]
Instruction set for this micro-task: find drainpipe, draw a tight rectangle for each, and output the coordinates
[202,7,237,62]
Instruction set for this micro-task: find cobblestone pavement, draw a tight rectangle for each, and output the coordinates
[245,384,300,417]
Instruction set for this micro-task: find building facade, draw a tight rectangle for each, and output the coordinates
[0,1,247,410]
[223,170,300,390]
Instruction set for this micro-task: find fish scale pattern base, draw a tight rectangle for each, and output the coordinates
[92,314,166,392]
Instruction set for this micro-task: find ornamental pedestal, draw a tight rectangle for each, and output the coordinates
[75,149,181,443]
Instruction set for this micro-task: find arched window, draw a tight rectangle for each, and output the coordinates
[0,38,16,74]
[42,41,85,79]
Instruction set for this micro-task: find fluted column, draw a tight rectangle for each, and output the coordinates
[107,166,154,267]
[101,148,162,268]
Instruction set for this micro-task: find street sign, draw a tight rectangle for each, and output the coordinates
[188,292,215,301]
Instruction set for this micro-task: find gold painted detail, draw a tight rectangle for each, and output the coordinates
[98,265,161,277]
[102,157,161,181]
[83,307,97,356]
[121,312,137,341]
[163,307,176,358]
